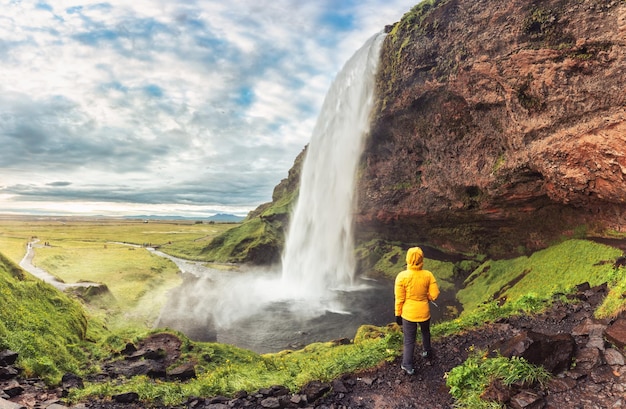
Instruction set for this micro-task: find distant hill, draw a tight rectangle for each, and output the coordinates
[125,214,244,223]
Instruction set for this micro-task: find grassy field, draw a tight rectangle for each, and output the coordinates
[0,216,238,329]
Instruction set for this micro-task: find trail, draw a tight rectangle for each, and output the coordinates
[19,240,103,291]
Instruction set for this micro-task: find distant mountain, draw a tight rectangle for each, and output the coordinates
[125,214,244,222]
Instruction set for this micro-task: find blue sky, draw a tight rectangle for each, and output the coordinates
[0,0,417,218]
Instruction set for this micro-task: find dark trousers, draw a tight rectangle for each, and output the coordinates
[401,318,431,370]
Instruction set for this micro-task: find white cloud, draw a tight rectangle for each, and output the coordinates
[0,0,417,217]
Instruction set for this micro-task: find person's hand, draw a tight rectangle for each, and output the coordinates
[395,316,402,325]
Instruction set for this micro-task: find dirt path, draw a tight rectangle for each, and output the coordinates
[19,240,103,291]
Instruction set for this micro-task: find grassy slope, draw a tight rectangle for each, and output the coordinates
[0,253,88,383]
[458,239,622,312]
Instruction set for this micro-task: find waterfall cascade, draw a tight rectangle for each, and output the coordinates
[280,33,385,299]
[156,33,392,352]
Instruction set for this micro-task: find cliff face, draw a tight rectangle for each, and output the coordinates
[357,0,626,257]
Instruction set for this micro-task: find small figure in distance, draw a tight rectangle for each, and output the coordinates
[394,247,440,376]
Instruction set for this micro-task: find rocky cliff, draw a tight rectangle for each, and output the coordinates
[204,0,626,265]
[357,0,626,258]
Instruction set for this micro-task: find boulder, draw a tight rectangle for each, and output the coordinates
[605,316,626,348]
[167,362,196,381]
[0,351,18,367]
[498,331,575,374]
[299,380,331,402]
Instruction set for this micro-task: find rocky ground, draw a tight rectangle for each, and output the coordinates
[2,283,626,409]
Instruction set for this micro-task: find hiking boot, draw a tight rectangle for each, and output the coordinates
[401,365,415,375]
[421,350,432,359]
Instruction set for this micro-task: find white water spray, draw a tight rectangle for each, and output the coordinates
[281,33,385,299]
[157,34,389,344]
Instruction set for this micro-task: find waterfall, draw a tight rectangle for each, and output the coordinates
[157,34,389,344]
[280,33,385,300]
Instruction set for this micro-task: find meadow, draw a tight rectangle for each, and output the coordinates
[0,216,237,329]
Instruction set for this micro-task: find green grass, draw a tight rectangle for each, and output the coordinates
[0,253,89,383]
[68,328,401,406]
[595,264,626,319]
[446,350,551,409]
[457,240,621,311]
[0,218,238,329]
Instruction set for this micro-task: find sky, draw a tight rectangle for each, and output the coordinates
[0,0,417,218]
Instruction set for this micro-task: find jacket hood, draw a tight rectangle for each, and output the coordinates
[406,247,424,270]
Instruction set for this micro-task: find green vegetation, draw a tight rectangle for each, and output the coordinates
[0,218,237,329]
[0,253,89,383]
[68,329,401,406]
[595,262,626,319]
[446,350,551,409]
[1,216,625,407]
[457,239,621,312]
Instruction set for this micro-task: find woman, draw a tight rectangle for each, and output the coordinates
[394,247,440,375]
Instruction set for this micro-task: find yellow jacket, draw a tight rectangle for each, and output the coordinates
[394,247,440,322]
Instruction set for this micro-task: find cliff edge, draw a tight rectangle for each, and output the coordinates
[357,0,626,257]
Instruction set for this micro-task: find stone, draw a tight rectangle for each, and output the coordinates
[332,379,349,394]
[260,397,280,408]
[547,377,576,393]
[572,318,607,336]
[605,317,626,348]
[61,373,84,390]
[498,331,575,374]
[575,348,603,371]
[167,362,196,381]
[480,379,512,403]
[112,392,139,403]
[300,380,331,402]
[604,348,625,366]
[0,351,18,367]
[205,404,228,409]
[0,367,19,381]
[509,390,545,409]
[2,381,23,398]
[590,365,618,383]
[0,397,26,409]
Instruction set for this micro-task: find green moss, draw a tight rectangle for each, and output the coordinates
[457,239,621,312]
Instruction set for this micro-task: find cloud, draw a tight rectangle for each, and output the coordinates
[0,0,417,216]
